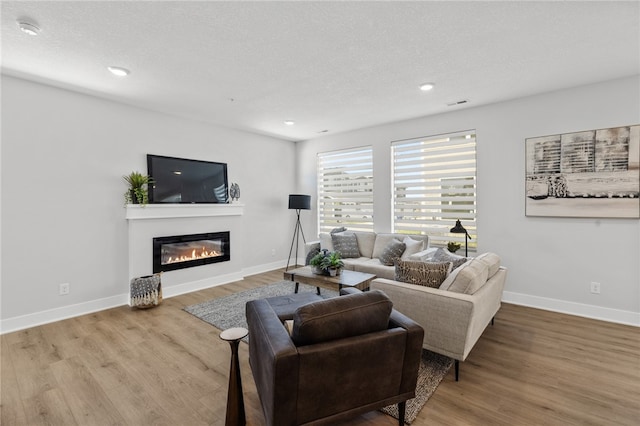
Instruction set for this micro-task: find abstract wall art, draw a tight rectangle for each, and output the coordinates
[525,125,639,218]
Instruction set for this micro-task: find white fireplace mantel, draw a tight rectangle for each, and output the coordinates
[126,202,245,303]
[126,203,244,220]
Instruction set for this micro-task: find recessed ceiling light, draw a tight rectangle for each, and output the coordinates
[419,83,435,91]
[17,21,40,36]
[107,66,130,77]
[284,120,295,126]
[173,171,182,175]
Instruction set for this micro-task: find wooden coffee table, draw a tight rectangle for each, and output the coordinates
[283,266,376,295]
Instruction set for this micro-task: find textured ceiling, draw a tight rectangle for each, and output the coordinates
[2,1,639,141]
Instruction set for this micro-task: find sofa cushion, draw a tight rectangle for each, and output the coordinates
[431,248,468,270]
[352,258,396,280]
[291,290,393,346]
[439,258,489,294]
[475,252,501,278]
[400,236,425,260]
[379,239,406,266]
[353,232,376,258]
[394,260,452,288]
[331,233,361,258]
[372,234,400,259]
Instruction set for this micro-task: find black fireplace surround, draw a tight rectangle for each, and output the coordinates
[153,231,230,273]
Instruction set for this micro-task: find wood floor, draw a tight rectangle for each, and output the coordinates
[1,268,639,425]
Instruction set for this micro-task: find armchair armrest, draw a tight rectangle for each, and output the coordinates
[389,309,424,394]
[246,299,299,425]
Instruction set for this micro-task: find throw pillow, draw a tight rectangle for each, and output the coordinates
[331,233,361,258]
[379,239,406,266]
[330,226,348,234]
[431,248,468,270]
[439,258,489,294]
[305,247,320,266]
[475,252,501,278]
[400,236,425,260]
[395,260,452,288]
[319,232,334,251]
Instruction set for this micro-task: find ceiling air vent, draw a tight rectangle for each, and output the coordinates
[447,100,468,107]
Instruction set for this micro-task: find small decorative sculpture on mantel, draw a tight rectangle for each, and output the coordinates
[229,183,240,202]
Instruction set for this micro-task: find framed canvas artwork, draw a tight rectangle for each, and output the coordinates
[525,125,640,218]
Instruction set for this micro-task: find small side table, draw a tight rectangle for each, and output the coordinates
[220,327,249,426]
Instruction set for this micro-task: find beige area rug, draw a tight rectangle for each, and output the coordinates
[380,349,453,424]
[183,280,452,424]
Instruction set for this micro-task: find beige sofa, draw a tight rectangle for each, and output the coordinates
[304,231,434,280]
[370,253,507,381]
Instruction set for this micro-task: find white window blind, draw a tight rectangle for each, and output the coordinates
[317,146,374,233]
[392,131,477,249]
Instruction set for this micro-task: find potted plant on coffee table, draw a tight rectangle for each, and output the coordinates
[323,251,344,276]
[124,171,153,205]
[309,250,344,276]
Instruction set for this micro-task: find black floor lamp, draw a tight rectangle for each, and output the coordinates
[286,194,311,271]
[450,219,472,257]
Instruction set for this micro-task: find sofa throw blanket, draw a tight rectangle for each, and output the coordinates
[130,274,162,308]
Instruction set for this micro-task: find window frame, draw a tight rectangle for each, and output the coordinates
[391,130,477,251]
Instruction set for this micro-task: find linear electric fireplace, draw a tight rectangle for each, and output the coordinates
[152,231,230,273]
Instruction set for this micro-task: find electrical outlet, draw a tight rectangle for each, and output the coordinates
[271,249,276,256]
[59,283,70,296]
[590,282,601,294]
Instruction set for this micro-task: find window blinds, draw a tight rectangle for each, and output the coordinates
[392,131,477,249]
[317,146,374,233]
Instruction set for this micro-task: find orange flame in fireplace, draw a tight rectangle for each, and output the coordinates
[166,246,221,264]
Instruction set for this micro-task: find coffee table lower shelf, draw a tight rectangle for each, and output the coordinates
[283,266,376,295]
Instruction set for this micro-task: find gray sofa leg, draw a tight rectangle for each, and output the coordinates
[455,360,459,381]
[491,316,495,326]
[398,401,406,425]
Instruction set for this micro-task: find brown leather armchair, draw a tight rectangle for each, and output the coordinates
[246,289,424,426]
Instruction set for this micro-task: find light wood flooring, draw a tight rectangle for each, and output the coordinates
[1,268,639,425]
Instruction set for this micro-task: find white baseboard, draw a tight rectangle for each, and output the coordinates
[0,261,287,335]
[502,291,640,327]
[0,293,129,335]
[241,259,288,277]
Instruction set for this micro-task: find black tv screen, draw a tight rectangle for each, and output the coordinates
[147,154,228,204]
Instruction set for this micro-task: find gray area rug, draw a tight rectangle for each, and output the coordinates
[183,281,337,341]
[183,280,452,424]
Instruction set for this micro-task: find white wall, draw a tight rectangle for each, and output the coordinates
[1,75,296,330]
[296,75,640,326]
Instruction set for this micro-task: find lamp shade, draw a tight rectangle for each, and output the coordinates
[288,194,311,210]
[450,219,470,237]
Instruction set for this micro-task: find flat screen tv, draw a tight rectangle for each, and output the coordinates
[147,154,228,204]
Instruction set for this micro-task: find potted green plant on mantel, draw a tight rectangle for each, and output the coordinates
[310,250,344,276]
[447,241,462,254]
[123,171,153,206]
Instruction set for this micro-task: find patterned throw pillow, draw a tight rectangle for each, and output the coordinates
[305,247,320,265]
[331,233,361,258]
[379,239,407,266]
[395,260,452,288]
[431,248,468,270]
